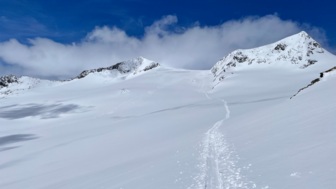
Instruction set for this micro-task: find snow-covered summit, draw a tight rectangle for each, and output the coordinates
[0,57,159,97]
[75,57,160,79]
[211,31,329,83]
[0,75,53,98]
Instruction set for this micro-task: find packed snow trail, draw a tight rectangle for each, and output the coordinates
[190,87,256,189]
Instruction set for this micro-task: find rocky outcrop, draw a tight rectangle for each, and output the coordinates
[0,75,19,88]
[274,43,287,51]
[75,57,160,79]
[291,66,336,99]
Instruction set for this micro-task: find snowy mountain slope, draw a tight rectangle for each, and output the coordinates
[214,72,336,189]
[0,68,220,189]
[75,56,159,79]
[0,76,56,99]
[211,31,336,86]
[0,57,159,99]
[291,66,336,98]
[1,31,336,189]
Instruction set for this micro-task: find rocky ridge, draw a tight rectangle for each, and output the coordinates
[75,57,160,79]
[0,75,19,88]
[291,66,336,99]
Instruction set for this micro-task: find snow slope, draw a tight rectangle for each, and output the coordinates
[0,32,336,189]
[211,31,334,86]
[0,76,56,99]
[212,70,336,189]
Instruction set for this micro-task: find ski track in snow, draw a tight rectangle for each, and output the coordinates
[190,82,256,189]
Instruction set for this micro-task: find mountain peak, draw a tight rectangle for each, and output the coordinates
[297,31,309,37]
[279,31,319,47]
[282,31,312,42]
[76,57,160,79]
[211,31,327,83]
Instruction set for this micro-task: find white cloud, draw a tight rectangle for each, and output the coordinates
[0,15,328,79]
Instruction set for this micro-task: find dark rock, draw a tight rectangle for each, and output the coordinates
[76,62,127,79]
[311,78,320,84]
[232,52,248,63]
[306,50,313,56]
[300,59,318,68]
[143,63,159,71]
[75,60,159,79]
[0,75,19,88]
[324,66,336,73]
[291,66,336,99]
[308,41,324,54]
[309,41,321,48]
[274,43,287,51]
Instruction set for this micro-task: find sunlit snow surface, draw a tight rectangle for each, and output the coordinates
[1,33,336,189]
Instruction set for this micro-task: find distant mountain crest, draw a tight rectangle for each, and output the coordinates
[0,57,159,98]
[211,31,326,82]
[76,57,160,79]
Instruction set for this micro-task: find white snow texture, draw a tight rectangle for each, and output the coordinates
[1,31,336,189]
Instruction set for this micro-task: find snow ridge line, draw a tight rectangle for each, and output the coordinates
[189,90,256,189]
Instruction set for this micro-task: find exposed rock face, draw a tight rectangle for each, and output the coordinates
[274,43,287,51]
[76,57,160,79]
[291,66,336,99]
[211,31,326,84]
[301,59,318,69]
[0,75,19,88]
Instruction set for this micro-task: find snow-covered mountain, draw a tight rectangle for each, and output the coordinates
[0,75,54,98]
[75,56,159,79]
[211,31,335,86]
[1,31,336,189]
[0,57,159,98]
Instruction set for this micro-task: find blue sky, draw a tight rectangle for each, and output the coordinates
[0,0,335,78]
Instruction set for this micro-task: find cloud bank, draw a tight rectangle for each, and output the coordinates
[0,15,328,79]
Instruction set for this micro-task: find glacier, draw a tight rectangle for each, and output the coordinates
[0,31,336,189]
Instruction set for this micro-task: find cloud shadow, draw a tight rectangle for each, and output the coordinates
[0,103,83,119]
